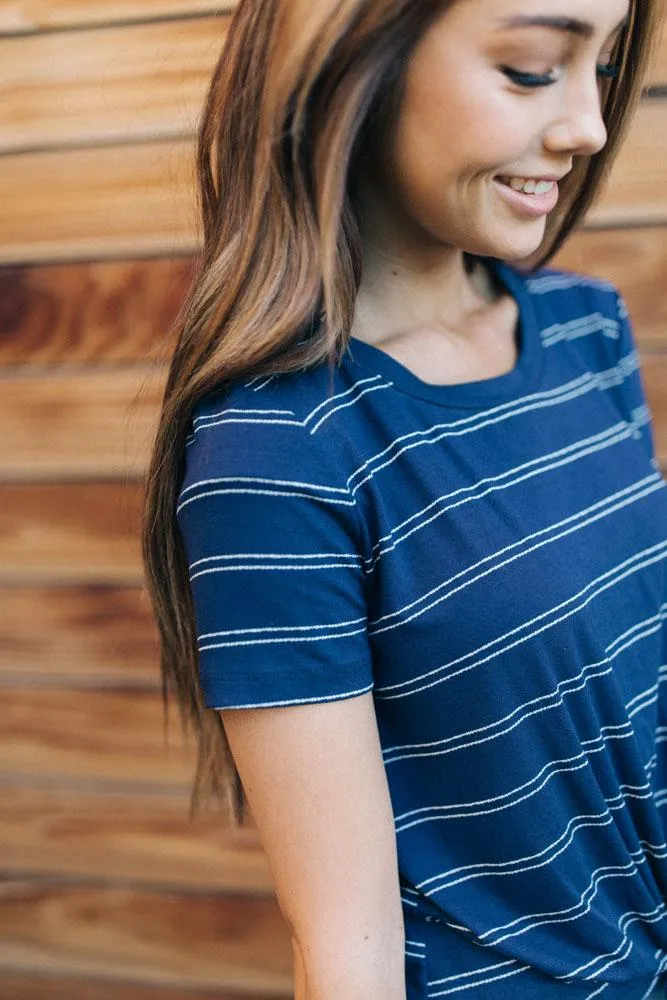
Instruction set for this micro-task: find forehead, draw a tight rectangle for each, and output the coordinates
[451,0,631,40]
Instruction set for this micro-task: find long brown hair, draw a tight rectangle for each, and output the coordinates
[141,0,662,826]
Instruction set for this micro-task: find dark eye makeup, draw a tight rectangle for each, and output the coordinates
[501,62,620,88]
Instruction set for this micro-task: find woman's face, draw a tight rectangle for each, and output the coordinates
[371,0,630,264]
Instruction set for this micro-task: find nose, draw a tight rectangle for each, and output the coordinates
[543,73,608,159]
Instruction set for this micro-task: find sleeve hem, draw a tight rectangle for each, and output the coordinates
[206,679,375,711]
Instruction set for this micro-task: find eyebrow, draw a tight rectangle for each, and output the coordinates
[494,13,630,42]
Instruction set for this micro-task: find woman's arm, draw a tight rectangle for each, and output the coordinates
[220,691,407,1000]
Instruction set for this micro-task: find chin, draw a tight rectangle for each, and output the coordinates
[483,226,548,263]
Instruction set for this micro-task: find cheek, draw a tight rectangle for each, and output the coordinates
[391,73,533,187]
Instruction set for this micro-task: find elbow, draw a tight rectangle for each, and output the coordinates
[289,922,407,1000]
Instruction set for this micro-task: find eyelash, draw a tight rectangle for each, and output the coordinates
[501,62,620,88]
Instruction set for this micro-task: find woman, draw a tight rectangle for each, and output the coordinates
[142,0,667,996]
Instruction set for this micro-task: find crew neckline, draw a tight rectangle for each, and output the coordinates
[344,256,544,409]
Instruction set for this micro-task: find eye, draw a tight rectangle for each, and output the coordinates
[500,66,558,88]
[501,62,621,89]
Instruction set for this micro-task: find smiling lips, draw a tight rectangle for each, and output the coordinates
[493,175,560,216]
[497,175,557,195]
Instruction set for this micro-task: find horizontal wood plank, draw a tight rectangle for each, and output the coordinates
[1,234,667,367]
[587,101,667,227]
[1,688,195,788]
[1,101,667,264]
[0,1,233,33]
[0,17,229,154]
[0,586,157,683]
[0,786,270,893]
[2,16,664,157]
[0,483,143,584]
[0,256,192,365]
[0,139,198,265]
[0,366,165,479]
[0,973,267,1000]
[0,883,292,993]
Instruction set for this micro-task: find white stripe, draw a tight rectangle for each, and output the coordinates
[180,474,350,499]
[370,475,664,645]
[198,608,366,643]
[428,955,520,989]
[252,376,277,390]
[558,907,667,983]
[191,559,364,581]
[347,350,639,497]
[177,480,355,515]
[394,727,635,831]
[189,551,362,581]
[187,416,303,442]
[375,537,667,701]
[348,373,593,493]
[303,374,386,425]
[194,406,295,425]
[307,381,395,433]
[477,865,667,948]
[417,800,664,895]
[387,616,664,775]
[189,550,358,569]
[583,982,611,998]
[428,960,532,996]
[541,312,620,347]
[526,273,616,293]
[363,420,633,573]
[384,611,667,769]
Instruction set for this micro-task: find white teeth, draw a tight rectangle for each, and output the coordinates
[503,176,556,195]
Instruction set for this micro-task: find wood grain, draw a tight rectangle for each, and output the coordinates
[0,483,143,584]
[2,15,664,156]
[0,366,165,480]
[0,586,157,683]
[1,102,667,263]
[0,17,230,154]
[0,1,233,33]
[0,974,268,1000]
[0,786,270,893]
[1,687,195,787]
[587,101,667,227]
[0,883,292,993]
[0,139,198,265]
[0,256,193,365]
[1,235,666,367]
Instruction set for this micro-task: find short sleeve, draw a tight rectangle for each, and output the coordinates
[613,287,659,470]
[176,392,375,710]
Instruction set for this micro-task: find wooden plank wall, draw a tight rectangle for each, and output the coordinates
[0,2,666,997]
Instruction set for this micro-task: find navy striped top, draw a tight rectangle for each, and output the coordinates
[177,257,667,998]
